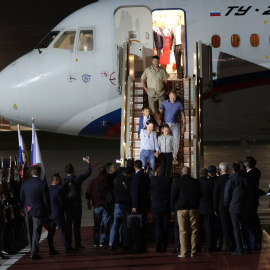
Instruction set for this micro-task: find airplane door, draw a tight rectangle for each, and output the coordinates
[114,6,154,74]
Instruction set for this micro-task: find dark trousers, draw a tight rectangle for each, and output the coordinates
[47,218,70,251]
[248,206,262,248]
[160,153,172,178]
[219,211,235,251]
[212,214,223,250]
[65,202,82,249]
[198,214,213,252]
[24,208,42,257]
[135,210,148,251]
[230,211,250,252]
[174,208,180,249]
[174,44,184,79]
[152,209,170,250]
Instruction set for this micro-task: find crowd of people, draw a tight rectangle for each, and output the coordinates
[0,150,264,261]
[85,156,263,258]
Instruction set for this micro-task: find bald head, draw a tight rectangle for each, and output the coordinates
[182,166,191,175]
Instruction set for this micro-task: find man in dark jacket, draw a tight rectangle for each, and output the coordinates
[86,163,115,247]
[171,166,202,258]
[224,163,251,255]
[150,166,171,252]
[62,156,91,251]
[198,168,214,252]
[20,165,50,260]
[108,167,133,250]
[130,160,151,252]
[214,162,234,252]
[47,173,74,255]
[244,156,262,250]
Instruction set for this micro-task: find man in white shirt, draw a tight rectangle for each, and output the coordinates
[171,16,186,79]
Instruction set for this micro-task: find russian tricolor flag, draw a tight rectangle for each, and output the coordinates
[210,11,221,16]
[17,124,24,165]
[31,121,46,182]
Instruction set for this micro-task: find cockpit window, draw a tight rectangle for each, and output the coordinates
[77,30,94,51]
[35,31,60,49]
[53,31,76,50]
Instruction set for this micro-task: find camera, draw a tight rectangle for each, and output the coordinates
[115,159,121,164]
[83,157,88,162]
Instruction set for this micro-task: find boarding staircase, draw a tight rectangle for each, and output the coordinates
[117,42,202,178]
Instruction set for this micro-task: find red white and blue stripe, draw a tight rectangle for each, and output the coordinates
[210,11,221,16]
[31,121,46,182]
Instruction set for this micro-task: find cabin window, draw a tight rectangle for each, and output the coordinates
[77,30,94,51]
[35,31,60,49]
[53,31,76,50]
[250,34,259,47]
[211,35,220,48]
[231,34,240,48]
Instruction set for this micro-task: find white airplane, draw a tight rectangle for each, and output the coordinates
[0,0,270,140]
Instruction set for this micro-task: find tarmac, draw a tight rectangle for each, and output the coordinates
[0,131,270,269]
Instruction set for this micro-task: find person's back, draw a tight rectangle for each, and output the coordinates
[214,173,229,212]
[198,176,214,215]
[173,174,202,210]
[131,169,151,212]
[150,173,171,212]
[114,174,132,206]
[49,184,65,219]
[21,176,50,218]
[225,172,249,213]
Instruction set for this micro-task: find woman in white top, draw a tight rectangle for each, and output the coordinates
[140,120,159,177]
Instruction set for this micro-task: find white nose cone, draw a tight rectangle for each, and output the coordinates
[0,61,26,124]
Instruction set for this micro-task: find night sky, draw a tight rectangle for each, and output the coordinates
[0,0,97,71]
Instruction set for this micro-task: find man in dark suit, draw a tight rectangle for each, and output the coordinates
[171,16,186,79]
[150,166,171,252]
[244,156,262,250]
[214,162,235,252]
[20,164,50,260]
[47,173,74,255]
[224,163,251,255]
[62,156,91,251]
[130,160,151,252]
[198,168,214,252]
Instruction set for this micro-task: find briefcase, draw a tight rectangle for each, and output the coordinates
[127,213,142,229]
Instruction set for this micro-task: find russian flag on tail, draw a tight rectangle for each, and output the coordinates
[31,120,46,182]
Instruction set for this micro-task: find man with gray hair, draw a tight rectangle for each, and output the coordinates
[171,166,202,258]
[214,162,235,252]
[159,91,186,164]
[20,164,50,260]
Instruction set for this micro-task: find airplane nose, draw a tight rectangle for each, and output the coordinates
[0,62,26,124]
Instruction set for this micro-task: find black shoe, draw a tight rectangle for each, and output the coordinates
[231,250,242,255]
[123,246,133,251]
[75,244,85,251]
[243,248,251,254]
[49,250,60,255]
[2,249,16,255]
[109,245,117,250]
[66,249,76,254]
[134,248,147,253]
[31,254,42,260]
[173,248,180,253]
[0,253,8,259]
